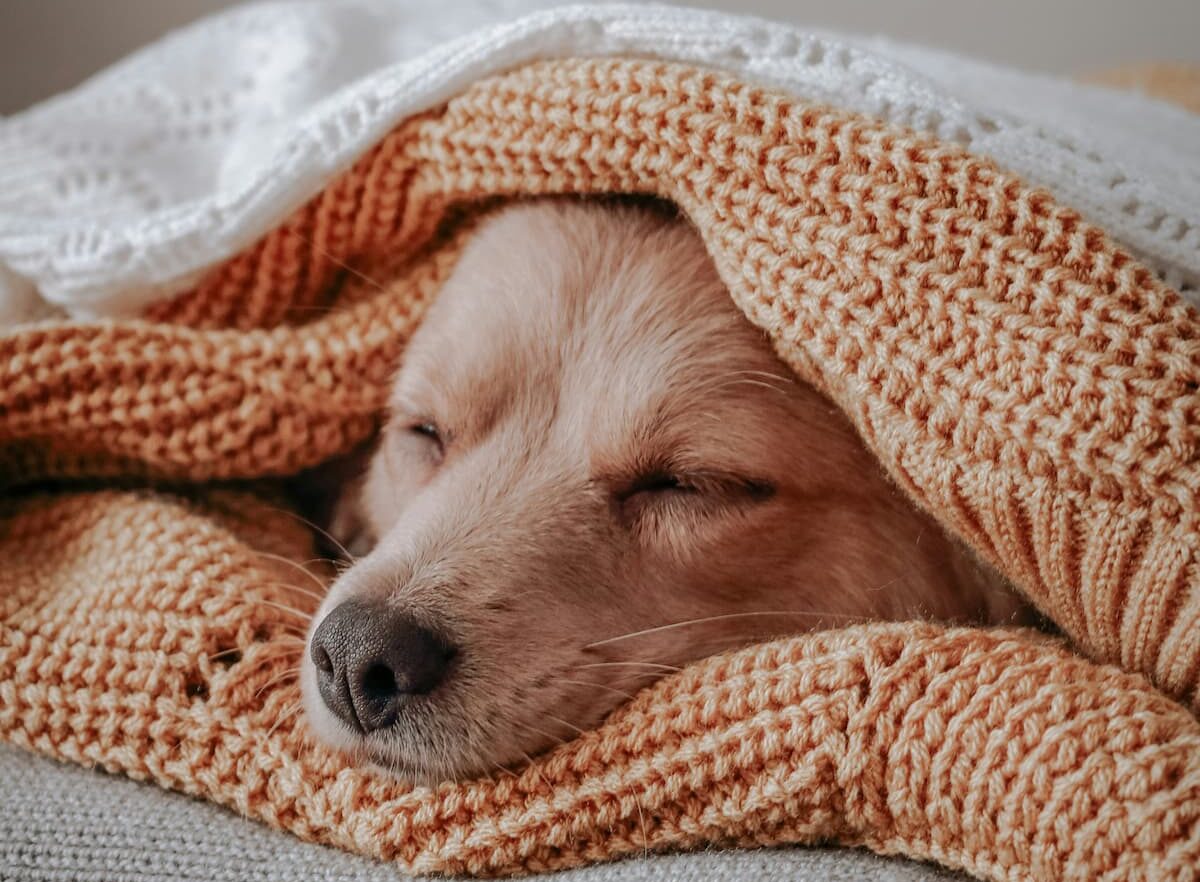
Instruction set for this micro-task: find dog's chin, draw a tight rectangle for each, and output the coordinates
[297,650,643,784]
[300,689,449,784]
[361,749,452,786]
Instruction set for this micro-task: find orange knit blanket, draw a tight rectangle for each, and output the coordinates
[2,59,1199,880]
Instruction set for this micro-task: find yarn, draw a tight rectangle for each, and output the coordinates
[2,59,1199,880]
[3,2,1198,319]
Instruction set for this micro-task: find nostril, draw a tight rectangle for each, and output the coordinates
[310,600,457,733]
[362,663,396,699]
[313,645,334,675]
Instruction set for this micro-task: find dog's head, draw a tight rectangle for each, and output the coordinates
[300,199,1000,782]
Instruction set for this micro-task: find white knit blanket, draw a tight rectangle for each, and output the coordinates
[0,0,1197,326]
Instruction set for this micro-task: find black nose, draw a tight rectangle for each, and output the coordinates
[309,600,456,733]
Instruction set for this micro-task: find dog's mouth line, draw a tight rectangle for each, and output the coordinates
[304,643,655,780]
[364,748,435,780]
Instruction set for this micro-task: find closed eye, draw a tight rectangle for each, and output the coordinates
[614,469,773,520]
[403,420,446,462]
[620,471,696,499]
[410,421,441,444]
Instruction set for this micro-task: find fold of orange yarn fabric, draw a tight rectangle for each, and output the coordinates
[1083,62,1200,114]
[2,59,1199,881]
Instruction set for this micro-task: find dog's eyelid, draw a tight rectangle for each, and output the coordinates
[410,421,441,441]
[385,410,449,461]
[407,420,449,457]
[612,467,774,505]
[616,470,691,501]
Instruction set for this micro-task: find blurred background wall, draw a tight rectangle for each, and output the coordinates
[2,0,1199,115]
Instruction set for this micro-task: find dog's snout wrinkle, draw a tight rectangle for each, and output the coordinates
[310,600,455,733]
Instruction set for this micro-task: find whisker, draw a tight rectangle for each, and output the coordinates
[236,646,305,678]
[284,225,388,294]
[264,625,311,640]
[265,701,304,741]
[517,749,554,793]
[722,368,795,387]
[584,610,866,650]
[294,556,346,577]
[690,368,793,401]
[632,788,650,858]
[250,643,302,657]
[708,378,793,397]
[867,576,904,594]
[255,550,329,594]
[574,661,682,674]
[263,579,326,605]
[551,678,638,702]
[542,713,587,737]
[248,635,307,652]
[254,667,301,699]
[251,598,318,622]
[253,628,308,642]
[512,718,567,748]
[207,641,301,672]
[490,759,518,781]
[260,504,359,566]
[242,630,310,657]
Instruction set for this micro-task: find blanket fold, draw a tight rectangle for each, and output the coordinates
[3,490,1198,880]
[2,59,1199,881]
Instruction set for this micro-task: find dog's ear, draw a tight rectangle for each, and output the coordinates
[287,438,376,561]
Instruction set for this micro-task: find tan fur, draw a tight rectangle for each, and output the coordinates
[302,198,1024,782]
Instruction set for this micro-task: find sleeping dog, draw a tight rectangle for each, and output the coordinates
[300,199,1025,783]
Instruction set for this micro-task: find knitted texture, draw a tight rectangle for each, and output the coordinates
[2,489,1198,880]
[4,2,1199,322]
[0,740,977,882]
[2,59,1200,880]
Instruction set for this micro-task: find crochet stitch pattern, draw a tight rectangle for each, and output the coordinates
[2,60,1199,880]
